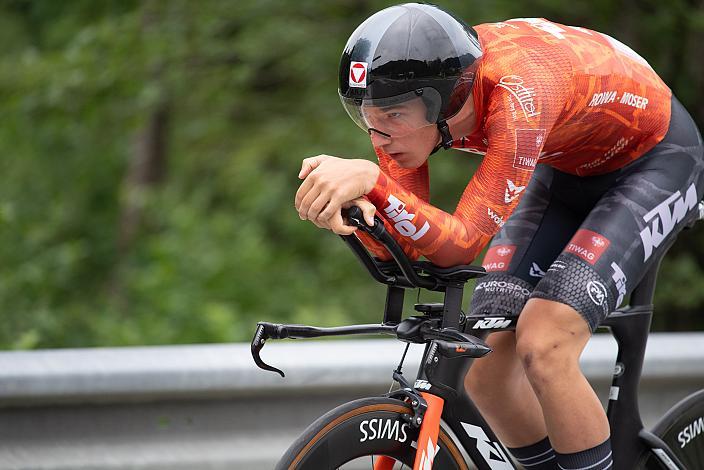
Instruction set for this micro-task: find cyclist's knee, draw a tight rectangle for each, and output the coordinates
[465,332,521,397]
[515,298,591,390]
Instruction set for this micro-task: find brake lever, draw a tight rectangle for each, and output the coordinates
[251,322,285,377]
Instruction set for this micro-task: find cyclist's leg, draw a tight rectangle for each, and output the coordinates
[515,299,609,453]
[520,94,704,465]
[465,164,585,449]
[464,331,547,445]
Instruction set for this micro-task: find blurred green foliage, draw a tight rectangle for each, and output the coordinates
[0,0,702,349]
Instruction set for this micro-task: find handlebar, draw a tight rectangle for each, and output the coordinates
[342,206,437,289]
[252,321,398,377]
[251,317,491,377]
[342,206,485,290]
[250,204,488,376]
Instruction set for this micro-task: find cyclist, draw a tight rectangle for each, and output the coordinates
[294,3,704,469]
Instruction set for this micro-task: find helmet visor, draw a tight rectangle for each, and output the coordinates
[340,87,442,137]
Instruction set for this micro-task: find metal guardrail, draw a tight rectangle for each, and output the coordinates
[0,334,702,469]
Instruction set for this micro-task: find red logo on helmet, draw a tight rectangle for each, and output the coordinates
[349,62,368,88]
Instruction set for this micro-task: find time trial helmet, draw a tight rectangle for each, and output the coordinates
[338,3,482,148]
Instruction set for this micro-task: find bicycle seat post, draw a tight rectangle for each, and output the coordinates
[441,284,464,330]
[384,286,405,325]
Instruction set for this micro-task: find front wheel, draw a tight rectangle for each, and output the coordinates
[276,396,470,469]
[639,389,704,469]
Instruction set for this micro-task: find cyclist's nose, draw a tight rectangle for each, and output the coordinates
[369,129,392,147]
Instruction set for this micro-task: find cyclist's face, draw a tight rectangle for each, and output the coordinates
[364,98,439,169]
[369,124,439,169]
[361,98,433,137]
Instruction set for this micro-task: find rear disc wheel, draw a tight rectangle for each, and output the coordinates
[638,389,704,468]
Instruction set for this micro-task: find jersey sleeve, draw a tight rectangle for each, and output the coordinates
[364,50,569,267]
[354,147,429,261]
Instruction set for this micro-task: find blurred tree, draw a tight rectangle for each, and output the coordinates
[0,0,701,349]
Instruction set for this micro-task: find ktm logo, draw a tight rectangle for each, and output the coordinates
[384,195,430,241]
[640,183,698,261]
[414,379,432,391]
[504,179,526,203]
[472,317,512,329]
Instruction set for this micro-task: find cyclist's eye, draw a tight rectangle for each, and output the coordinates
[387,112,402,119]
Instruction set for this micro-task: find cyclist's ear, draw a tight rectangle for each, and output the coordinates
[299,155,332,179]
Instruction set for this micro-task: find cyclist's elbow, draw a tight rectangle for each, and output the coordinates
[426,245,478,268]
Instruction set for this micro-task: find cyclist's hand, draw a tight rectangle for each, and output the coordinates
[295,156,379,225]
[298,155,333,180]
[343,198,376,227]
[309,198,375,235]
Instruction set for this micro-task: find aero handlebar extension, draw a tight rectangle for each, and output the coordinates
[341,206,438,290]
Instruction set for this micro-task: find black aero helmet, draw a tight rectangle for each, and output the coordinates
[338,3,482,148]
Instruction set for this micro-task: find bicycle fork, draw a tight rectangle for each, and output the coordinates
[373,332,487,470]
[373,393,445,470]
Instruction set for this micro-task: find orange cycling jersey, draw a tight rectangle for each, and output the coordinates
[358,18,672,267]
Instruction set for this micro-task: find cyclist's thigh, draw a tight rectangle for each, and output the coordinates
[468,164,584,320]
[530,96,704,332]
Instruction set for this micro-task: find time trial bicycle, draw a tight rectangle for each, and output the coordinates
[252,204,704,469]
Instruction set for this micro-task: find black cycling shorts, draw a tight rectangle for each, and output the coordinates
[469,96,704,332]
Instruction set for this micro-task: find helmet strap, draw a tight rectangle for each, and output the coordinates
[431,119,454,155]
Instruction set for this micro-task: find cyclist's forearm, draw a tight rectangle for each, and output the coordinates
[354,216,423,261]
[366,171,490,266]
